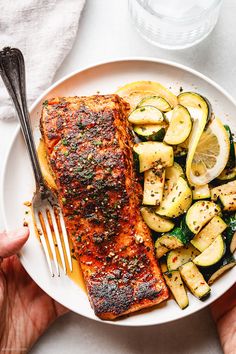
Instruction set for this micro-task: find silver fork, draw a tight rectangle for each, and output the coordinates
[0,47,72,276]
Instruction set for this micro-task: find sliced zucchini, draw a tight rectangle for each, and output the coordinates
[133,142,174,172]
[143,168,165,206]
[137,96,171,112]
[133,124,166,141]
[168,227,191,246]
[163,163,184,199]
[141,207,174,233]
[224,125,236,169]
[155,234,183,259]
[167,244,200,271]
[192,184,210,200]
[156,177,192,218]
[202,254,236,285]
[128,106,164,125]
[179,261,211,300]
[219,194,236,211]
[193,235,225,267]
[164,105,192,145]
[191,216,227,252]
[210,180,236,201]
[186,201,221,234]
[179,216,195,243]
[224,214,236,253]
[116,81,178,110]
[163,271,189,309]
[217,167,236,181]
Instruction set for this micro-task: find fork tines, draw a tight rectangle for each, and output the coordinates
[35,206,73,277]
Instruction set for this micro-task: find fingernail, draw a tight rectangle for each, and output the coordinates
[9,227,29,240]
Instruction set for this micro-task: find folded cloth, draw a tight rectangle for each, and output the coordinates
[0,0,85,120]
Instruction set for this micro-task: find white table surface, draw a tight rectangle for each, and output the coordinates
[1,0,236,352]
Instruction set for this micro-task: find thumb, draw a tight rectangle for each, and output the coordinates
[0,227,29,259]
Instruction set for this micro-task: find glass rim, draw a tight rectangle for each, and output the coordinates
[134,0,223,22]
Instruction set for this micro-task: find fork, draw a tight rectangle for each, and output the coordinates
[0,47,72,276]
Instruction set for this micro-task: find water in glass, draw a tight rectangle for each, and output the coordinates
[129,0,223,49]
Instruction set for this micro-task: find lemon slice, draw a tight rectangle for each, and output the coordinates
[116,81,178,110]
[187,117,230,185]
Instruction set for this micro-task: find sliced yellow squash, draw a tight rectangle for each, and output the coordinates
[116,81,178,110]
[177,92,210,185]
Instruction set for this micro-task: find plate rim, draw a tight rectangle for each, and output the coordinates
[1,56,236,327]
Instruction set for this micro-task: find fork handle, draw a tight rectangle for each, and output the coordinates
[0,47,46,192]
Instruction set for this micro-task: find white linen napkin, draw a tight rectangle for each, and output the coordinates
[0,0,85,120]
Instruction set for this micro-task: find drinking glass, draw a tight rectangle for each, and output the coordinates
[128,0,223,49]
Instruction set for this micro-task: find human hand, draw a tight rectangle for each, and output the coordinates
[210,284,236,354]
[0,227,69,353]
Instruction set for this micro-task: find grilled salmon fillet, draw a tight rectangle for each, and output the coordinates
[40,94,168,319]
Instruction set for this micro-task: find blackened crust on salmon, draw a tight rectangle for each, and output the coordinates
[89,277,164,317]
[40,94,168,319]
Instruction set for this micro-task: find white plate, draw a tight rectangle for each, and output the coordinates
[1,58,236,327]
